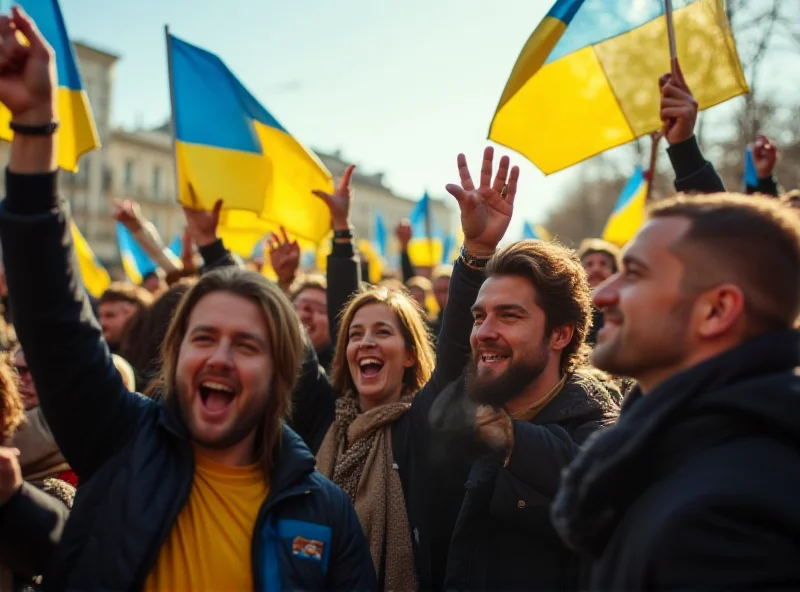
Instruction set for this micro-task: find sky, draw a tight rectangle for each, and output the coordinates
[49,0,791,240]
[52,0,584,239]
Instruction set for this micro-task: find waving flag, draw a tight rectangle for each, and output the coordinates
[523,222,551,241]
[116,223,157,285]
[166,33,332,255]
[602,166,648,247]
[0,0,100,171]
[407,192,445,267]
[374,213,387,258]
[490,0,747,174]
[743,146,759,188]
[71,222,110,298]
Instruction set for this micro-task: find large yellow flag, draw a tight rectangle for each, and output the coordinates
[490,0,747,174]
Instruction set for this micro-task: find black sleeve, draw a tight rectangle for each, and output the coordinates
[667,136,726,194]
[327,240,361,345]
[408,259,484,426]
[400,249,415,283]
[0,482,68,578]
[646,498,800,591]
[746,176,780,197]
[0,171,149,480]
[198,238,238,272]
[288,335,336,454]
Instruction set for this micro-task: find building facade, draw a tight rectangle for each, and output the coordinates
[0,41,454,273]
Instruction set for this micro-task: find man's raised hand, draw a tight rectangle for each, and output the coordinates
[445,146,518,256]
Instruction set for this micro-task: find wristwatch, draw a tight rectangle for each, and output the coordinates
[459,244,493,269]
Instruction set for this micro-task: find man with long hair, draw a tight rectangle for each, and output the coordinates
[0,9,374,590]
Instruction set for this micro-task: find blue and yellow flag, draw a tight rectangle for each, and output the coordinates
[167,34,333,256]
[602,166,648,247]
[357,239,383,285]
[523,222,551,241]
[0,0,99,171]
[490,0,747,174]
[116,223,157,285]
[407,192,444,267]
[374,213,387,258]
[71,222,110,298]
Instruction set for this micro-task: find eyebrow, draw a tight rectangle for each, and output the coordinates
[470,303,529,315]
[189,325,268,348]
[349,320,395,331]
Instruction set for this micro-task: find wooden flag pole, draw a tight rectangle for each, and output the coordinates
[645,132,662,202]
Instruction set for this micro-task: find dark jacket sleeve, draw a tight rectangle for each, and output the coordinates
[0,171,148,479]
[409,259,484,424]
[328,483,379,591]
[0,482,68,578]
[492,419,607,534]
[326,240,361,345]
[746,176,780,197]
[667,136,725,194]
[289,336,336,455]
[400,249,415,283]
[645,498,800,591]
[199,238,238,272]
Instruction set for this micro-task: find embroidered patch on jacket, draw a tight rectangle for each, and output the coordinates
[292,536,324,561]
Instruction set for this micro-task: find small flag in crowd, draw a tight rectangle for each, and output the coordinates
[407,192,444,267]
[357,239,383,284]
[166,33,332,257]
[71,222,110,298]
[116,223,157,285]
[374,213,388,258]
[523,222,551,241]
[602,166,648,247]
[489,0,748,174]
[744,146,759,188]
[0,0,100,171]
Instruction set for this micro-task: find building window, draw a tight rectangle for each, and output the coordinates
[124,160,134,191]
[152,167,162,200]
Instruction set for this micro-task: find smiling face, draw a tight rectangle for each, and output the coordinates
[467,275,557,408]
[175,291,274,464]
[591,217,696,389]
[345,302,415,411]
[293,287,330,352]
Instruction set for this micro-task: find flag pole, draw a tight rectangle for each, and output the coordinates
[645,132,662,202]
[164,26,190,209]
[664,0,677,62]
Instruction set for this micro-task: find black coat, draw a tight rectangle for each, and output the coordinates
[553,330,800,591]
[0,171,376,592]
[430,370,620,591]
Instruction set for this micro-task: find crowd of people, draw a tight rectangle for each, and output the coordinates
[0,7,799,592]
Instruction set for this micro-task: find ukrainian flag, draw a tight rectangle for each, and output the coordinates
[0,0,99,171]
[490,0,747,174]
[523,222,551,241]
[167,34,333,255]
[743,146,759,188]
[602,166,648,247]
[71,222,110,298]
[374,213,388,258]
[357,239,383,284]
[407,192,444,268]
[116,223,157,285]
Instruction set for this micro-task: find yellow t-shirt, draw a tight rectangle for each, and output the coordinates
[143,452,269,592]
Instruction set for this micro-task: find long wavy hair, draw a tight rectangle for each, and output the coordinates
[330,286,435,399]
[155,267,304,476]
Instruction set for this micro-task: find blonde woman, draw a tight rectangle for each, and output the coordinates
[301,148,519,589]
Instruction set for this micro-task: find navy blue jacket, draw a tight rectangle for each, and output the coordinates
[0,170,376,591]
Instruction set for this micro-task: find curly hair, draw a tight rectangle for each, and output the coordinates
[0,352,24,440]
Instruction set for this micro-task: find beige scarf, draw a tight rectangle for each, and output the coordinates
[316,392,417,591]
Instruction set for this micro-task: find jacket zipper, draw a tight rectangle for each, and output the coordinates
[128,441,195,592]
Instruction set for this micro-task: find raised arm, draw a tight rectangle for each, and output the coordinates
[412,146,518,419]
[0,9,145,479]
[660,60,725,195]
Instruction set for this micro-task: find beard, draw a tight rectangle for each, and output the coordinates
[466,340,550,409]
